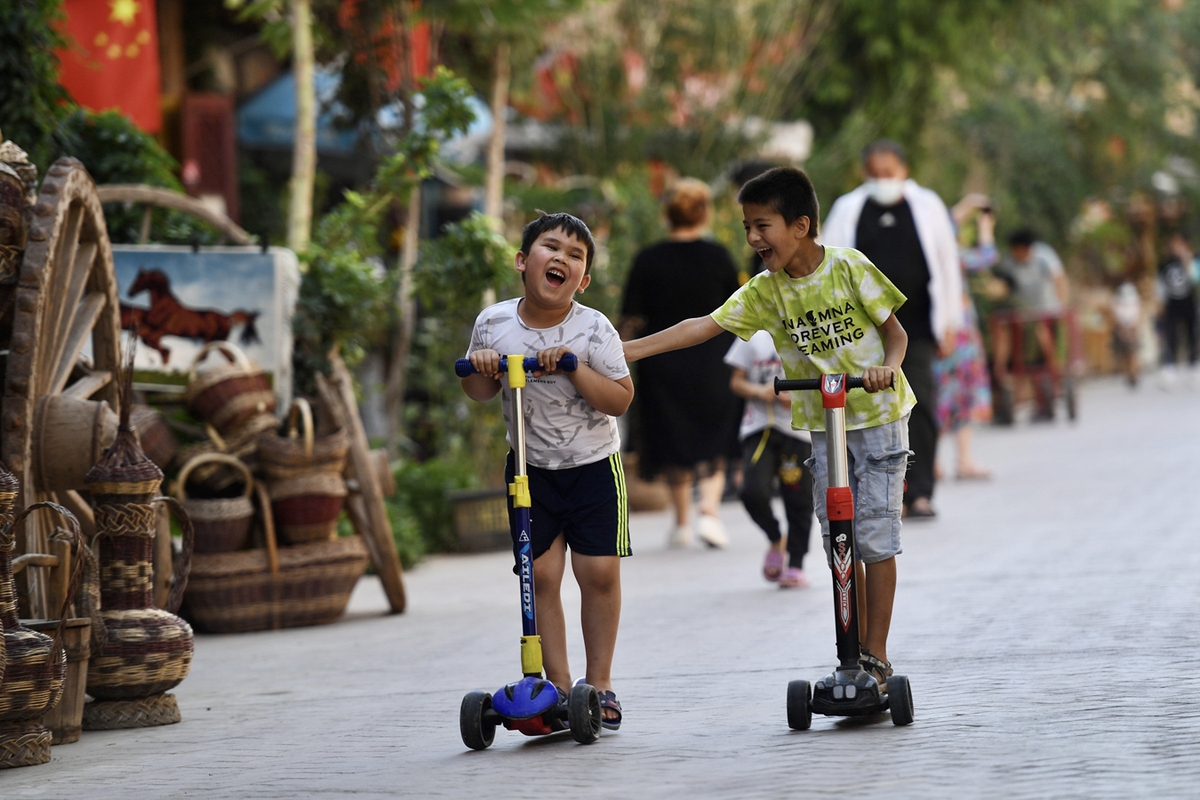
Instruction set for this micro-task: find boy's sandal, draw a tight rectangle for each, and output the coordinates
[549,685,569,732]
[598,690,623,731]
[762,549,785,581]
[859,650,893,693]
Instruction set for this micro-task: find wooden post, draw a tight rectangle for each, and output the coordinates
[288,0,316,254]
[152,501,172,610]
[47,534,72,618]
[316,355,406,613]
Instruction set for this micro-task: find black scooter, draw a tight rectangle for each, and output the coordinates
[773,373,914,730]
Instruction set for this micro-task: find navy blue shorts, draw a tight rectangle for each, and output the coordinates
[505,451,631,566]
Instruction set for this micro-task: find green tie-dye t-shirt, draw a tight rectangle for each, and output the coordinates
[711,246,917,432]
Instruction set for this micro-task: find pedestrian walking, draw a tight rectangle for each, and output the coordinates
[821,140,962,518]
[1110,281,1143,388]
[935,194,996,480]
[1156,231,1199,388]
[620,179,742,549]
[726,331,815,588]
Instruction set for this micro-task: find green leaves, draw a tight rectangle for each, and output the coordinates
[0,0,70,169]
[413,211,515,313]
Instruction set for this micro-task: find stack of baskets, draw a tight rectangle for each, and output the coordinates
[179,386,366,633]
[180,342,277,485]
[258,399,350,545]
[184,341,277,440]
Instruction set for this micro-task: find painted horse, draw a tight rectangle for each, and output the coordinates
[121,268,261,364]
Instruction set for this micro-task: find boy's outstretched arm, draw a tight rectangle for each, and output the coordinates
[863,313,908,393]
[622,316,724,363]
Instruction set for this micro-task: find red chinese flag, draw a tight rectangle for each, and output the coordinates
[58,0,163,133]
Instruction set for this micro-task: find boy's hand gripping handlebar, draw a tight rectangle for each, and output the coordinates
[773,373,893,394]
[455,353,578,378]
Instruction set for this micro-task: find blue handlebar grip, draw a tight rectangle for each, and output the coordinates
[455,353,578,377]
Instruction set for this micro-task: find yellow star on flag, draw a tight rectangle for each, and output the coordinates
[109,0,140,26]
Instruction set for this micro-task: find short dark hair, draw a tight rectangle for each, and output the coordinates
[736,166,820,236]
[1008,228,1036,247]
[862,139,907,167]
[520,211,597,273]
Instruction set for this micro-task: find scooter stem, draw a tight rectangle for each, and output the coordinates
[819,375,863,671]
[507,355,544,677]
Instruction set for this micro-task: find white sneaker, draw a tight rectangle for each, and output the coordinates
[1159,366,1177,391]
[696,514,729,548]
[667,524,693,549]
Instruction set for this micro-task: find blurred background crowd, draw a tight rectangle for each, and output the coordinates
[4,0,1200,568]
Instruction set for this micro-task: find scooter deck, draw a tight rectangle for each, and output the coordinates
[810,668,887,717]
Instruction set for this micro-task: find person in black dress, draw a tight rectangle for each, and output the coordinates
[621,179,742,548]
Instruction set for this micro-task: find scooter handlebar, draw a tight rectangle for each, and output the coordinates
[773,374,893,393]
[455,353,579,378]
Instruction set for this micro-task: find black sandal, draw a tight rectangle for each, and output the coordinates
[859,649,893,693]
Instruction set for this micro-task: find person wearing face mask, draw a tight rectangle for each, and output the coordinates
[820,140,962,519]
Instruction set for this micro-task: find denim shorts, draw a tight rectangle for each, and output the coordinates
[806,414,910,565]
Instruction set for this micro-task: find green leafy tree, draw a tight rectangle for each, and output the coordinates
[0,0,70,169]
[53,109,219,244]
[425,0,585,223]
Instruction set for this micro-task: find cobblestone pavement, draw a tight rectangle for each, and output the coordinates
[6,378,1200,799]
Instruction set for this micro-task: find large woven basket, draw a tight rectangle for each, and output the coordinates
[130,405,178,470]
[184,341,275,436]
[258,399,349,546]
[176,453,254,554]
[183,485,367,633]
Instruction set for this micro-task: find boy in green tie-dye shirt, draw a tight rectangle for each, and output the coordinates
[623,167,913,690]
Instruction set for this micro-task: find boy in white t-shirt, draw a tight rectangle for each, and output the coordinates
[725,331,814,588]
[463,213,634,729]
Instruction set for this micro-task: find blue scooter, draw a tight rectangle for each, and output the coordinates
[455,353,604,750]
[774,374,914,730]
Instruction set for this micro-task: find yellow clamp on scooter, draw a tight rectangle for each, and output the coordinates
[506,354,527,388]
[520,634,544,676]
[509,475,531,508]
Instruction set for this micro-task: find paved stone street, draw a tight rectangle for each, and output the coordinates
[6,377,1200,798]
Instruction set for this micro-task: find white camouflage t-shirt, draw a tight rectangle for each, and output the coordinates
[724,331,811,443]
[467,298,630,470]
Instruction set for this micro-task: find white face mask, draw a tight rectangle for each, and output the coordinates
[866,178,905,206]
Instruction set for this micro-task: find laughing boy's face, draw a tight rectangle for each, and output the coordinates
[516,228,591,306]
[742,202,807,274]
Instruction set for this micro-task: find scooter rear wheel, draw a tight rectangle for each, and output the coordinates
[787,680,812,731]
[568,683,602,744]
[461,691,497,750]
[888,675,914,726]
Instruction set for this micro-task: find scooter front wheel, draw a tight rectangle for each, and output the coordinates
[568,683,602,744]
[461,691,497,750]
[787,679,812,730]
[888,675,914,726]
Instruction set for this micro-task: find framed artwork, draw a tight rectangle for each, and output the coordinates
[111,245,301,410]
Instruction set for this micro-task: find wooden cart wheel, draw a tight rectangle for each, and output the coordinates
[1,157,122,616]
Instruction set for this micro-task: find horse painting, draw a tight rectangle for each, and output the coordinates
[121,268,261,364]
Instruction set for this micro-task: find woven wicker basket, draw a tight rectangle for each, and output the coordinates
[130,405,178,470]
[183,484,367,633]
[83,424,195,722]
[258,399,349,546]
[184,341,275,436]
[0,487,85,769]
[176,453,254,554]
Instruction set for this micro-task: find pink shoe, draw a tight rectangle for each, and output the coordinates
[779,567,810,589]
[763,549,785,582]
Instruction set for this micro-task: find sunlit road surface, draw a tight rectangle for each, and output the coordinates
[9,377,1200,799]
